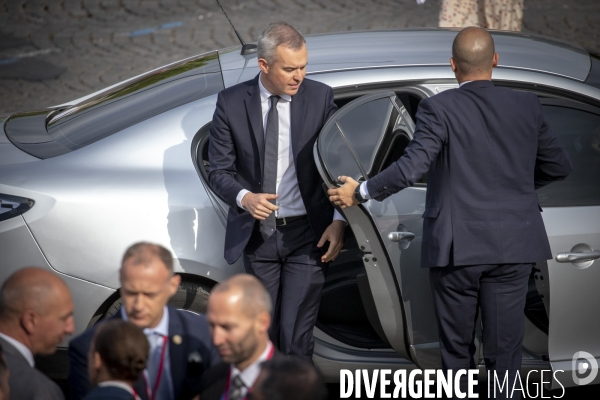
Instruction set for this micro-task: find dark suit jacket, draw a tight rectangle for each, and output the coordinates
[198,349,284,400]
[367,80,572,268]
[208,75,338,264]
[82,385,134,400]
[68,306,219,400]
[0,336,65,400]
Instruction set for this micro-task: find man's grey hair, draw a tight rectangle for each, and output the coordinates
[257,22,306,64]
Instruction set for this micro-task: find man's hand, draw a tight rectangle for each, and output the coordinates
[317,219,346,263]
[241,192,279,220]
[328,176,360,209]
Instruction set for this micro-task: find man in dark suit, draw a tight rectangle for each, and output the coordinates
[200,274,284,400]
[329,27,572,399]
[208,22,346,358]
[84,319,149,400]
[69,242,219,400]
[0,267,75,400]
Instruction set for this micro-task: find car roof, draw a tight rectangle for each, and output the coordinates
[219,28,591,87]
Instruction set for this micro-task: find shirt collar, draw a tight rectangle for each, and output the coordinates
[121,306,169,337]
[230,341,273,388]
[0,332,35,367]
[98,380,135,395]
[459,80,473,87]
[258,73,292,103]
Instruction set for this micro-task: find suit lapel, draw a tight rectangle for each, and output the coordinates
[290,84,307,162]
[244,76,265,174]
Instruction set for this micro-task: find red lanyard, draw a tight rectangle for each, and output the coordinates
[222,344,275,400]
[142,335,169,400]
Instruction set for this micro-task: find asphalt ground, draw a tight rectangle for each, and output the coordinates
[1,0,599,115]
[2,0,600,399]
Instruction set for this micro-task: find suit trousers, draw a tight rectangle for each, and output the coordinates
[429,263,533,400]
[243,216,326,359]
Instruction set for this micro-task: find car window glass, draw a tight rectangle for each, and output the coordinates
[319,122,364,181]
[336,97,393,173]
[537,104,600,207]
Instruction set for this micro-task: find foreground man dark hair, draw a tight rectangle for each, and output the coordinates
[329,26,572,399]
[249,357,327,400]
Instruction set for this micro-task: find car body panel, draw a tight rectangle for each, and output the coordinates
[1,96,243,289]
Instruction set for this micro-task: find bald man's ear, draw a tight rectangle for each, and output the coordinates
[492,53,499,69]
[450,57,458,72]
[256,311,271,334]
[20,309,38,335]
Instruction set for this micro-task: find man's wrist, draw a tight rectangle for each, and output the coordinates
[237,189,251,210]
[353,184,368,204]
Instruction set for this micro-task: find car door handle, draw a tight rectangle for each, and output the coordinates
[388,232,415,242]
[555,251,600,263]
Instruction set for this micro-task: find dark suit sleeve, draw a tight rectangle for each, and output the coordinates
[208,91,246,209]
[324,85,338,122]
[68,334,93,400]
[532,94,573,189]
[366,97,446,201]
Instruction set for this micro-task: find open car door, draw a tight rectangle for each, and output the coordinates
[314,91,445,368]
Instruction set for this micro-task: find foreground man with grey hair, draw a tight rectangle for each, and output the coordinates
[329,27,571,399]
[208,22,346,358]
[0,267,75,400]
[199,274,284,400]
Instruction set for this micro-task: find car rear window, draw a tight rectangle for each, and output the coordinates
[5,51,224,159]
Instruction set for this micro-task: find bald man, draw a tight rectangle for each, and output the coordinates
[329,27,571,399]
[0,267,75,400]
[199,274,284,400]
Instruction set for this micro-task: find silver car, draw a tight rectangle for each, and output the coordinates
[1,29,599,388]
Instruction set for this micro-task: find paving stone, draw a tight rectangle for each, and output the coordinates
[0,0,598,115]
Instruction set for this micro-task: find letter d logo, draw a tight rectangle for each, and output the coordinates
[572,351,599,385]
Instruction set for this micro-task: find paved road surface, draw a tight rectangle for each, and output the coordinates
[1,0,599,115]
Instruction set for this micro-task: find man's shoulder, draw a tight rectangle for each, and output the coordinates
[300,78,332,93]
[69,313,122,353]
[168,306,210,334]
[220,77,257,99]
[8,360,64,399]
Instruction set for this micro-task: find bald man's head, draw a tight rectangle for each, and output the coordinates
[0,268,67,318]
[451,27,496,77]
[207,274,272,368]
[211,274,272,317]
[0,267,74,355]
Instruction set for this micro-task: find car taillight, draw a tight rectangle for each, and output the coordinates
[0,194,34,222]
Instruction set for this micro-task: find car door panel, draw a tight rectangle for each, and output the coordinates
[315,90,442,368]
[536,98,600,388]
